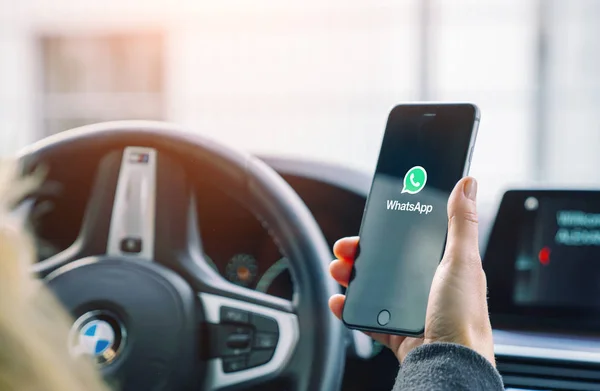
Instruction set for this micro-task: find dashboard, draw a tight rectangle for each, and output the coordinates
[195,170,367,301]
[194,184,293,300]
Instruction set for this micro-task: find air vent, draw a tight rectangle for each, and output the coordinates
[494,330,600,390]
[499,355,600,390]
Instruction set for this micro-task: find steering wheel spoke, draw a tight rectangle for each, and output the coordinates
[106,147,157,259]
[199,291,299,390]
[33,147,159,275]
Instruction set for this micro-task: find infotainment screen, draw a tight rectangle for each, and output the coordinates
[484,190,600,332]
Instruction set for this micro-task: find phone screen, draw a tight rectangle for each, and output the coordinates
[342,103,478,335]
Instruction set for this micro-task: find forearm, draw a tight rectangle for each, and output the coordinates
[393,343,504,391]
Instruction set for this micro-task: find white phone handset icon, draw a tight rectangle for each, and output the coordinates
[409,173,421,188]
[402,166,427,194]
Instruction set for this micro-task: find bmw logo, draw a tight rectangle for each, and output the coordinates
[69,311,126,366]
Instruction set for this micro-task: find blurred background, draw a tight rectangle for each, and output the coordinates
[0,0,599,211]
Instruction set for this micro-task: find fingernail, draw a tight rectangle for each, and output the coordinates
[463,177,477,201]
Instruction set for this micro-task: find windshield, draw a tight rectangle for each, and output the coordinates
[0,1,598,208]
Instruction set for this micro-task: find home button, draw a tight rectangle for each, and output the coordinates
[377,310,390,326]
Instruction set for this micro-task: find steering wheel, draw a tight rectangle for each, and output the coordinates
[19,121,345,391]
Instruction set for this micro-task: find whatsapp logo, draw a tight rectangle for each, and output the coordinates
[401,166,427,194]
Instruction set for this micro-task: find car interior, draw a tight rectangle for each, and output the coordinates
[2,1,600,390]
[20,121,600,391]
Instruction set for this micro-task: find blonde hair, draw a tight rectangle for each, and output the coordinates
[0,161,110,391]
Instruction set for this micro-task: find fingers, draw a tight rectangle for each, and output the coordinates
[333,236,359,261]
[328,294,345,320]
[445,176,480,258]
[329,259,353,287]
[331,236,358,287]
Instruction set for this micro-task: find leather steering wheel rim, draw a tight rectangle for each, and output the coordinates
[18,120,345,391]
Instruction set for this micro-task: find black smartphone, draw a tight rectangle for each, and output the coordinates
[342,103,480,336]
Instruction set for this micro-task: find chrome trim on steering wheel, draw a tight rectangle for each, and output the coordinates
[106,147,157,260]
[199,292,299,390]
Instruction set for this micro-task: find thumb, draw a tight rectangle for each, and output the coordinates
[445,177,479,256]
[426,176,495,365]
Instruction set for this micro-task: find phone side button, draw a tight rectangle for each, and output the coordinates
[377,310,391,326]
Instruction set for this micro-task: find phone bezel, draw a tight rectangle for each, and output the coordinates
[341,102,480,337]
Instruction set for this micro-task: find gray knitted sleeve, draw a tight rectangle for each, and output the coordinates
[393,343,504,391]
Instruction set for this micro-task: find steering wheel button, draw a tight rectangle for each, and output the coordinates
[253,332,278,349]
[226,333,252,349]
[222,357,247,373]
[247,350,275,369]
[221,307,249,324]
[206,323,253,358]
[251,313,279,333]
[120,237,142,253]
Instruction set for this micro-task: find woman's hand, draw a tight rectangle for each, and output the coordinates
[328,177,495,365]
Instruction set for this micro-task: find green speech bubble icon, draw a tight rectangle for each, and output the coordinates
[402,166,427,194]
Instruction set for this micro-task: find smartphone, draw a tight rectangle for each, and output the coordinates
[342,103,480,336]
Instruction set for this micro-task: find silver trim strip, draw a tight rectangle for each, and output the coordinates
[494,330,600,364]
[106,147,157,260]
[495,343,600,364]
[199,293,299,390]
